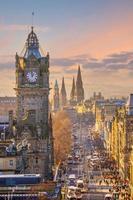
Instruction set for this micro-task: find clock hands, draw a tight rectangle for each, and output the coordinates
[27,71,38,83]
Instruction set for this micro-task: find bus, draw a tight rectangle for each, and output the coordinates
[0,174,41,186]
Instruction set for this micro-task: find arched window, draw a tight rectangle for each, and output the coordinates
[36,157,38,164]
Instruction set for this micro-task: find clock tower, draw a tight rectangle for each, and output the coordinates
[15,27,53,179]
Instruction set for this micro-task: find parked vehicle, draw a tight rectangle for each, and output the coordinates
[66,186,82,200]
[68,174,76,186]
[67,155,73,164]
[68,174,76,180]
[104,194,113,200]
[76,179,88,193]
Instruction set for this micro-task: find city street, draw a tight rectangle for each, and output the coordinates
[61,113,110,200]
[60,110,131,200]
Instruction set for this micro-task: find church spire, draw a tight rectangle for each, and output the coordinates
[70,77,77,106]
[76,65,84,103]
[60,77,67,108]
[70,77,76,100]
[53,80,60,112]
[54,80,58,90]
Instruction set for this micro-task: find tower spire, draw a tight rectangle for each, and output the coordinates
[76,65,84,103]
[53,80,60,112]
[70,77,76,100]
[70,77,76,106]
[60,77,67,108]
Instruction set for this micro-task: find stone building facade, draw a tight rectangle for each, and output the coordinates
[0,97,16,122]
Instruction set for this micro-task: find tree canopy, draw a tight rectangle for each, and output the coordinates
[53,110,72,164]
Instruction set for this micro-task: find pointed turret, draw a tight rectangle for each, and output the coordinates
[60,77,67,108]
[70,77,76,100]
[54,80,58,89]
[76,65,84,103]
[70,77,77,106]
[53,80,60,112]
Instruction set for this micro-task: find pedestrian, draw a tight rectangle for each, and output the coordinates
[106,180,109,185]
[99,180,102,185]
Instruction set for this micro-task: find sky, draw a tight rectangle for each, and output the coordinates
[0,0,133,98]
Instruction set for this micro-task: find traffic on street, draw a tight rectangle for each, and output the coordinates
[58,113,131,200]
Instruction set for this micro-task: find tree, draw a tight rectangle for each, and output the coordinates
[53,110,72,164]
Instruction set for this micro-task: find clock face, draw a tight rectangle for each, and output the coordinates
[26,71,38,83]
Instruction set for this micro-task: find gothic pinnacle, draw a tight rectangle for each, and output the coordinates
[76,65,84,103]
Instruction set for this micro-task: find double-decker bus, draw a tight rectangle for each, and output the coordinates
[0,174,41,186]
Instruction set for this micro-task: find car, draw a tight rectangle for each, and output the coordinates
[66,186,82,200]
[67,160,73,165]
[93,152,98,156]
[73,160,79,165]
[76,179,88,193]
[68,174,76,180]
[104,194,113,200]
[87,155,92,160]
[67,155,73,164]
[67,186,77,200]
[74,155,80,159]
[68,179,76,186]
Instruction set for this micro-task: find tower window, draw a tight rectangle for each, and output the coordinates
[9,160,13,166]
[36,157,38,164]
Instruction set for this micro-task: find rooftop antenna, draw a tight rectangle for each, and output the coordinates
[32,11,34,28]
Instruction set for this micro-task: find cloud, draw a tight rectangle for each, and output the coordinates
[1,50,133,98]
[0,61,14,70]
[51,51,133,72]
[1,50,133,74]
[51,54,91,67]
[83,51,133,72]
